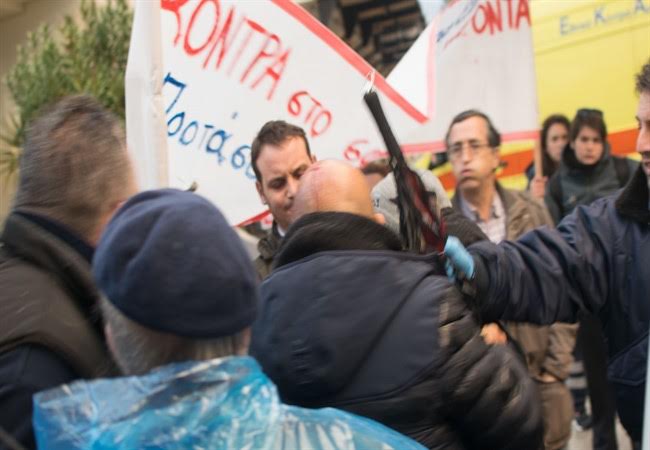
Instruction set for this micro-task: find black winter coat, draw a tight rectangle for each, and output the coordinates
[471,166,650,442]
[251,212,543,450]
[0,212,113,449]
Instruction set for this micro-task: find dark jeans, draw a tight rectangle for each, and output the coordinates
[577,314,618,450]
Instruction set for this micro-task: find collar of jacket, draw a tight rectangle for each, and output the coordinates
[497,183,553,239]
[14,211,94,263]
[1,212,101,325]
[273,211,402,269]
[615,165,650,224]
[257,222,283,262]
[560,141,612,174]
[497,183,531,223]
[452,183,550,240]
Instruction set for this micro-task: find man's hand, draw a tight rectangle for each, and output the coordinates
[480,323,508,345]
[444,235,475,282]
[536,372,560,383]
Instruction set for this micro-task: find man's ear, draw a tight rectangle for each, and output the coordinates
[491,147,501,171]
[373,212,385,225]
[255,181,267,205]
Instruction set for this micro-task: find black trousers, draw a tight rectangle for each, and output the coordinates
[577,313,618,450]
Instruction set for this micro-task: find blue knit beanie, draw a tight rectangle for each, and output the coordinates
[93,189,258,338]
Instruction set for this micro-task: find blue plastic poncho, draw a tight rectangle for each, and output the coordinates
[33,356,425,450]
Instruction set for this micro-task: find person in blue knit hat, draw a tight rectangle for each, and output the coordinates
[30,188,424,450]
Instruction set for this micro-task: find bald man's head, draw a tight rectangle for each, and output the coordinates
[292,160,383,224]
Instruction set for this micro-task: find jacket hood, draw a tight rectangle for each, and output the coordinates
[251,249,446,404]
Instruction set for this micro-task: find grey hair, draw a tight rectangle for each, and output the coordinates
[100,297,250,376]
[13,95,134,241]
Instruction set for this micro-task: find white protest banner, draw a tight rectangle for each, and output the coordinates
[389,0,539,155]
[126,0,429,226]
[126,0,168,192]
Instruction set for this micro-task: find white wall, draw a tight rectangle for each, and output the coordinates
[0,1,80,117]
[0,1,80,220]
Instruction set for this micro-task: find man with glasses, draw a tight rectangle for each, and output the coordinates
[446,110,511,243]
[444,61,650,450]
[445,109,577,450]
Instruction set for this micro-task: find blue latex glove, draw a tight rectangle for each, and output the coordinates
[444,236,475,282]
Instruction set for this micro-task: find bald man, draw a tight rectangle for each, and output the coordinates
[290,160,382,222]
[250,160,543,450]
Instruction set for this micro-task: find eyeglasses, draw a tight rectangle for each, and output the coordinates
[447,141,492,160]
[576,108,603,118]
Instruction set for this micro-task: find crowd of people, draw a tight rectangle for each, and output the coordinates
[0,56,648,450]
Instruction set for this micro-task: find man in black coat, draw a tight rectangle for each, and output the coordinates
[251,160,543,450]
[445,61,650,449]
[0,96,137,449]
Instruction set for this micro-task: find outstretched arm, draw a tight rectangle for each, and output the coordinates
[469,198,614,325]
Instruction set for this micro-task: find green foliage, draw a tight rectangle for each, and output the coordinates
[1,0,132,177]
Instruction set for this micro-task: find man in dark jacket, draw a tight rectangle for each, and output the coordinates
[31,189,423,450]
[444,61,650,449]
[251,120,316,279]
[0,96,137,449]
[251,160,543,450]
[445,109,576,450]
[543,109,638,450]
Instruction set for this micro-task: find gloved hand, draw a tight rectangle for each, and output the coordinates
[444,235,475,282]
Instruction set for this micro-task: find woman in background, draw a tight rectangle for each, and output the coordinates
[527,114,570,199]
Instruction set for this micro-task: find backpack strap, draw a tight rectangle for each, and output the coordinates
[612,157,631,188]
